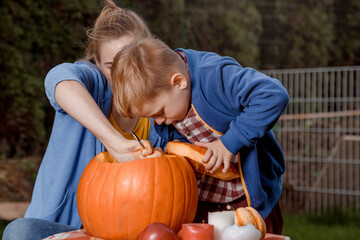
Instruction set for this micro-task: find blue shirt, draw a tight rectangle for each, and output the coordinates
[25,61,165,227]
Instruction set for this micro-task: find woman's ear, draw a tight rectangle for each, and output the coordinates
[170,73,188,89]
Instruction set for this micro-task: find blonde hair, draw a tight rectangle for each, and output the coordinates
[111,37,183,117]
[85,0,151,63]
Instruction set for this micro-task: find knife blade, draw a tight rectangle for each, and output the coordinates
[130,131,145,149]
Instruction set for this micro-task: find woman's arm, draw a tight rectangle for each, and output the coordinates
[54,80,153,161]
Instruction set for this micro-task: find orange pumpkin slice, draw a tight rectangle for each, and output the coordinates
[166,141,240,181]
[234,207,266,240]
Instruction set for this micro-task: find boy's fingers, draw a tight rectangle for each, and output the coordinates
[195,141,210,148]
[210,158,223,174]
[202,149,213,163]
[205,155,217,170]
[222,159,230,173]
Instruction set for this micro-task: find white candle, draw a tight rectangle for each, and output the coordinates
[208,211,235,240]
[221,224,261,240]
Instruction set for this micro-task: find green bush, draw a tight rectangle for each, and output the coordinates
[0,0,99,158]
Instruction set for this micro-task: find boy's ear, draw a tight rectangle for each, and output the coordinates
[170,73,188,89]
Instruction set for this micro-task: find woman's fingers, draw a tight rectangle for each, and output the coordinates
[140,149,163,158]
[139,140,153,155]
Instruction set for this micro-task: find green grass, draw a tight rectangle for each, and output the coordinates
[283,207,360,240]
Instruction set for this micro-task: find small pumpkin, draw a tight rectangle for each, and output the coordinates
[77,152,198,240]
[234,207,266,240]
[166,141,240,181]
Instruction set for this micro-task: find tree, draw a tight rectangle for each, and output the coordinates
[258,0,335,69]
[183,0,262,67]
[128,0,262,67]
[331,0,360,66]
[0,0,99,158]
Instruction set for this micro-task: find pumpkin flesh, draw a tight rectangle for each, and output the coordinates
[166,141,241,181]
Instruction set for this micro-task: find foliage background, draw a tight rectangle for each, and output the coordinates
[1,0,359,159]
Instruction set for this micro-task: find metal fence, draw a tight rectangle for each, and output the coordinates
[262,66,360,214]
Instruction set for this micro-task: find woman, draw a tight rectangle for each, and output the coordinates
[3,1,164,239]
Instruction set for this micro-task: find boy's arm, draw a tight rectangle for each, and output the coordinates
[219,66,289,155]
[198,64,289,173]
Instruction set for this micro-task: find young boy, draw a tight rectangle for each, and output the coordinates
[111,37,289,234]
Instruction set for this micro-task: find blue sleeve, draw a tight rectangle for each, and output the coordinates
[154,123,190,144]
[219,66,289,154]
[44,62,104,112]
[148,118,168,149]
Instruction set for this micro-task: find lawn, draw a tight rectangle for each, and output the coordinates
[282,207,360,240]
[1,208,359,239]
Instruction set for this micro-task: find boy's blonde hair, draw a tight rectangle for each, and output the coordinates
[85,0,151,63]
[111,37,183,117]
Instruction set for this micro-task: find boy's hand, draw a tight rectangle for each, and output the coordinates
[194,140,233,174]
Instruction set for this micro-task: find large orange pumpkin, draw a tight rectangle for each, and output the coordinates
[77,152,198,240]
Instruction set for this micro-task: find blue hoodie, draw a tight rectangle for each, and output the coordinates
[155,49,289,218]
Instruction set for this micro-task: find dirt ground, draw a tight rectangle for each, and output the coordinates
[0,157,41,202]
[0,157,41,220]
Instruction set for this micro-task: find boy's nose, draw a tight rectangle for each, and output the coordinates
[155,117,165,125]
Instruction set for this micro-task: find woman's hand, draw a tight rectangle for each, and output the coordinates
[104,134,156,162]
[54,80,157,162]
[194,140,233,174]
[105,136,164,162]
[140,147,164,159]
